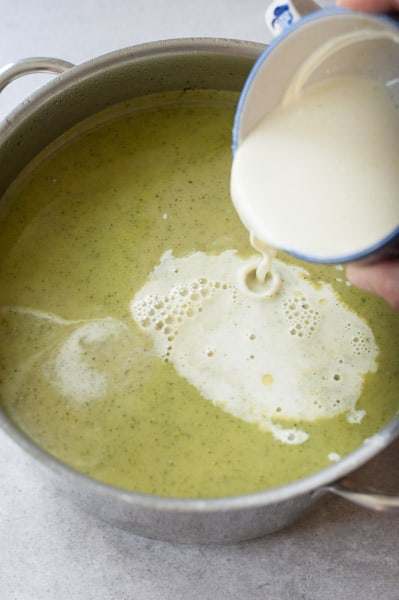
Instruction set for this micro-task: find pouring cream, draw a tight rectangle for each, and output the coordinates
[231,29,399,263]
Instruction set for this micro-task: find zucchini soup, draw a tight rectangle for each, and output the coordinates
[0,90,397,498]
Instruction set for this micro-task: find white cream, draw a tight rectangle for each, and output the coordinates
[239,233,281,299]
[47,320,126,400]
[131,250,378,444]
[0,307,140,403]
[231,75,399,260]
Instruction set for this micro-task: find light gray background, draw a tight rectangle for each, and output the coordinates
[1,1,398,599]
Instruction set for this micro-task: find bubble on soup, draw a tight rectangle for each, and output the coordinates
[130,250,378,445]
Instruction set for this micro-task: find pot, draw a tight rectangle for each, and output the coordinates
[0,39,398,544]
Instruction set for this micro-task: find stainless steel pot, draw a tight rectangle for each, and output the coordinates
[0,39,398,544]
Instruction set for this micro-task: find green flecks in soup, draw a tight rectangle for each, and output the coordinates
[0,90,397,498]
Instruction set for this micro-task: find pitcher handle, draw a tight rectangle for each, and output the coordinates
[265,0,321,37]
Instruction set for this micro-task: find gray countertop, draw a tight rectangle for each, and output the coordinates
[1,1,398,598]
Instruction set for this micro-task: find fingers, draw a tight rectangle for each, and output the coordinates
[346,261,399,311]
[337,0,399,12]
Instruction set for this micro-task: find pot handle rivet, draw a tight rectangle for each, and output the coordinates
[0,57,75,94]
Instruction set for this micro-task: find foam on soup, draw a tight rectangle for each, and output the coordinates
[131,250,377,444]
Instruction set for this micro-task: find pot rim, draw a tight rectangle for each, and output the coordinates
[1,408,398,512]
[0,37,266,134]
[0,37,398,513]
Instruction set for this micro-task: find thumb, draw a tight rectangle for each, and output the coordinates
[346,261,399,311]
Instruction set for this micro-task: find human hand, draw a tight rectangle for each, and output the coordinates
[337,0,399,11]
[346,261,399,311]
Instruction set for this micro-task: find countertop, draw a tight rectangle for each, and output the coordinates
[0,1,398,599]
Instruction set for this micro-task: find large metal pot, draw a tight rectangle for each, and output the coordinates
[0,39,398,544]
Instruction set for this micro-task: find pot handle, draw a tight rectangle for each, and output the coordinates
[0,57,75,93]
[319,479,399,512]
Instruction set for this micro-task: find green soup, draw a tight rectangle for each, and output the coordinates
[0,90,397,498]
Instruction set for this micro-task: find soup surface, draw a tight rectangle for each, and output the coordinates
[0,90,398,498]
